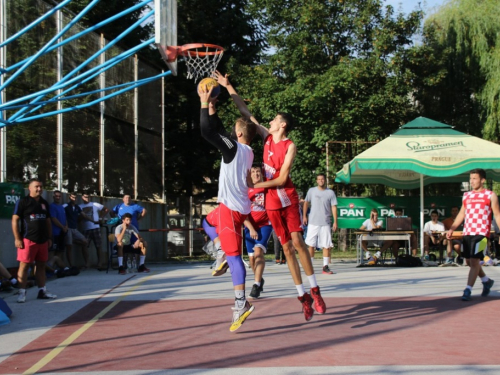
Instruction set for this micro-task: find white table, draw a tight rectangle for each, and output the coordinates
[355,231,412,265]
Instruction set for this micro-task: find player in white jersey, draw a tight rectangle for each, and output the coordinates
[199,85,256,332]
[447,169,500,301]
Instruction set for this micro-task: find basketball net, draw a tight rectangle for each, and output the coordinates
[179,44,224,81]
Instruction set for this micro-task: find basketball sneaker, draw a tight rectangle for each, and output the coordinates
[258,277,265,292]
[249,284,261,299]
[461,288,472,301]
[118,266,126,275]
[310,286,326,314]
[212,250,229,276]
[481,279,494,297]
[298,292,314,321]
[322,265,334,274]
[229,300,254,332]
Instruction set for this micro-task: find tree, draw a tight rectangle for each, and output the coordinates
[411,0,500,141]
[227,0,423,193]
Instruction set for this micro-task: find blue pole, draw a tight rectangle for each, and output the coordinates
[3,0,152,74]
[1,71,172,125]
[7,11,154,122]
[0,0,101,92]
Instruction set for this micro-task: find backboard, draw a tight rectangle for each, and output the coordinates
[155,0,177,76]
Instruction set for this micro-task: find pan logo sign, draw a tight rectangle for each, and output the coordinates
[406,140,466,153]
[340,203,365,217]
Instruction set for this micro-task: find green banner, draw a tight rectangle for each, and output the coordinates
[337,196,462,229]
[0,182,24,219]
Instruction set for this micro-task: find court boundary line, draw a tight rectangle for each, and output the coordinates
[22,273,156,375]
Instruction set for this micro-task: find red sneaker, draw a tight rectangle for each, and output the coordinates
[310,286,326,314]
[298,292,314,321]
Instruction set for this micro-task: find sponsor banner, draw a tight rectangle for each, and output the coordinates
[0,183,24,219]
[336,196,462,229]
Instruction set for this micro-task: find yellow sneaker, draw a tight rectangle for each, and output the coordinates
[229,301,254,332]
[212,250,229,276]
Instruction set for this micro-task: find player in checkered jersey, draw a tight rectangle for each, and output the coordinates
[446,169,500,301]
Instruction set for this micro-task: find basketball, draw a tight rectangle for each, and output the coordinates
[198,77,221,98]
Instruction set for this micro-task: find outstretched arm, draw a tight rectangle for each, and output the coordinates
[215,71,269,140]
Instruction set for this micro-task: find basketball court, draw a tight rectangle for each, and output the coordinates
[1,261,500,375]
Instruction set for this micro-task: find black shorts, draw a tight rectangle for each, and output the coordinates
[462,235,488,259]
[52,233,66,253]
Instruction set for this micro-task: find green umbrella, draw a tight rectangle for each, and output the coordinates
[334,117,500,254]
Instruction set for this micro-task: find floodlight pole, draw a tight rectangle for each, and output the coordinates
[161,71,165,202]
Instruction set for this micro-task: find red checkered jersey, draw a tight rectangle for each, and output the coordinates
[248,187,270,229]
[262,134,299,210]
[463,189,493,237]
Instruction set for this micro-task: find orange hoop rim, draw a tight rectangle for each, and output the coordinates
[167,43,224,59]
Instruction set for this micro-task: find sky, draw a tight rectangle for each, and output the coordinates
[383,0,447,17]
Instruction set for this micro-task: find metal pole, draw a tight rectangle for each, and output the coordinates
[161,70,165,202]
[420,174,424,257]
[0,0,6,182]
[99,33,105,196]
[326,142,329,187]
[56,10,63,190]
[189,195,193,257]
[134,54,138,199]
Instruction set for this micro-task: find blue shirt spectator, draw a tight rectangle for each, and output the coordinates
[49,199,66,236]
[112,194,146,229]
[64,194,83,229]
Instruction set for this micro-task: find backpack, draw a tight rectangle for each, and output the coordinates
[396,254,422,267]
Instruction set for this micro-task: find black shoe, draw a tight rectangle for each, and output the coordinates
[56,268,66,278]
[37,289,57,299]
[138,264,150,273]
[258,277,265,292]
[249,284,261,299]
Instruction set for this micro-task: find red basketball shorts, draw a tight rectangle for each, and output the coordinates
[267,203,303,245]
[217,203,247,257]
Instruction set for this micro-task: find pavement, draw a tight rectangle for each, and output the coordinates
[1,259,500,375]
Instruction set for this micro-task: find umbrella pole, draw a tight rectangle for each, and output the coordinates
[420,174,424,258]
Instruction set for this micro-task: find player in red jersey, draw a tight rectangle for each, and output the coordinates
[447,169,500,301]
[215,71,326,321]
[244,166,273,299]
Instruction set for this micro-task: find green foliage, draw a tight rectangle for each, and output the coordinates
[415,0,500,140]
[226,0,422,193]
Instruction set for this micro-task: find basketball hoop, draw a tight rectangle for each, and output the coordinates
[164,43,224,81]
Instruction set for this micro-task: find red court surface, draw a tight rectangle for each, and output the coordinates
[2,295,500,373]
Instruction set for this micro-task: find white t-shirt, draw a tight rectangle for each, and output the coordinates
[362,219,383,231]
[423,220,445,235]
[80,202,105,231]
[114,224,139,245]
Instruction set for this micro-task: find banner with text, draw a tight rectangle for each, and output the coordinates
[0,183,24,219]
[337,196,462,229]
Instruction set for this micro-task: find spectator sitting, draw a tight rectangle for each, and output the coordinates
[385,208,419,258]
[442,206,463,264]
[360,209,386,255]
[423,210,446,260]
[115,213,150,275]
[63,193,89,269]
[0,261,19,291]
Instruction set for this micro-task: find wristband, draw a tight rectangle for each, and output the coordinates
[201,102,209,105]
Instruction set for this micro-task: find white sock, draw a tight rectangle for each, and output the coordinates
[19,288,26,295]
[118,256,123,267]
[296,284,306,297]
[308,274,318,288]
[215,241,222,251]
[254,281,261,287]
[481,276,489,283]
[140,256,145,266]
[323,257,329,266]
[39,286,46,292]
[235,290,246,308]
[466,285,472,291]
